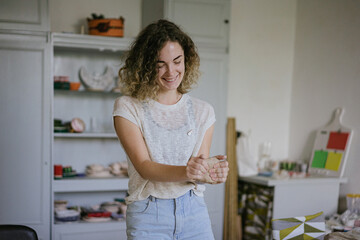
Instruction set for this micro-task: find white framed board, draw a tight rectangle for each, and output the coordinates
[309,108,353,177]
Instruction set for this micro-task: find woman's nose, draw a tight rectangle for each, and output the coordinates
[166,63,174,74]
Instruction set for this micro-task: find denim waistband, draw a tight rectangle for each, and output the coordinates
[148,189,194,202]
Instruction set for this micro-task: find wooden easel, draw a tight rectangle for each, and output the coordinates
[223,118,242,240]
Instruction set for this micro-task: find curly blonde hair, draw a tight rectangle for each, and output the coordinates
[118,19,200,101]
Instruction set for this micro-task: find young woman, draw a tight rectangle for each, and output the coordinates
[113,19,229,240]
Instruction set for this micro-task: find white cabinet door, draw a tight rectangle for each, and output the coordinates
[0,32,51,239]
[142,0,230,47]
[168,0,230,47]
[190,50,228,240]
[0,0,49,31]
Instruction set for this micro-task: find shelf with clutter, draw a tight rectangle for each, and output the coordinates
[53,195,127,224]
[52,161,129,224]
[52,162,129,231]
[53,183,128,227]
[53,162,129,191]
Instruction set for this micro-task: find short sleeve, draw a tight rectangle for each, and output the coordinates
[203,104,216,131]
[113,96,140,127]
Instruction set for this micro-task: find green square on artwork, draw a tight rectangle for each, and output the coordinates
[311,150,328,168]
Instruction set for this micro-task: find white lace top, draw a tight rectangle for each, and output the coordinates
[113,94,216,204]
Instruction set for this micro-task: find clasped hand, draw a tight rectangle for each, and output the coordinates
[186,154,229,184]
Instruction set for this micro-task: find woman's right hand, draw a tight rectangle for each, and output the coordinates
[186,154,209,181]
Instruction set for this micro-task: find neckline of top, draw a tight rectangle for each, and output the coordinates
[151,94,187,110]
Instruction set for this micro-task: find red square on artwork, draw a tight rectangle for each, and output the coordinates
[327,132,349,150]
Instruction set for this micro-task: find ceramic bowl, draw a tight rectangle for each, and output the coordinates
[70,82,81,91]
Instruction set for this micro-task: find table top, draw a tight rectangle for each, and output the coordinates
[239,175,348,186]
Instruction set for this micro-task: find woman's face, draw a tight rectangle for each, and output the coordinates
[156,41,185,93]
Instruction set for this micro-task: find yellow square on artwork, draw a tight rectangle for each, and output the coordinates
[325,152,342,171]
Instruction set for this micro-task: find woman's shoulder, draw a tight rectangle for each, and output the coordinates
[114,95,139,106]
[187,95,216,125]
[187,95,214,111]
[113,95,144,123]
[113,95,143,114]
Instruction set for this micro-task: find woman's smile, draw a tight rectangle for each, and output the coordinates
[162,74,179,83]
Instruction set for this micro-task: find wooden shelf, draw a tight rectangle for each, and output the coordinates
[53,177,129,192]
[54,89,121,97]
[54,132,117,139]
[51,32,134,52]
[54,220,126,227]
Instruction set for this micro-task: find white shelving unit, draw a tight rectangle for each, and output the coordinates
[51,33,131,240]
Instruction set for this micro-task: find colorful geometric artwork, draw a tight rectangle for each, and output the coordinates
[272,212,325,240]
[311,151,328,169]
[310,131,350,173]
[327,132,349,150]
[325,152,342,171]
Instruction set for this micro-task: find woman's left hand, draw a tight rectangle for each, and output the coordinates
[209,155,229,183]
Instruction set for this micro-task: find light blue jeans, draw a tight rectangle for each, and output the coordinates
[126,190,215,240]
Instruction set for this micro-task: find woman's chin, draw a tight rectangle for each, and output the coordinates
[159,80,181,92]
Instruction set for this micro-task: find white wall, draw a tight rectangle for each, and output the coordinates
[290,0,360,211]
[50,0,141,37]
[228,0,297,162]
[229,0,360,212]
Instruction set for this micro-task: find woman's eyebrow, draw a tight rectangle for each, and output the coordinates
[173,55,182,61]
[157,55,183,63]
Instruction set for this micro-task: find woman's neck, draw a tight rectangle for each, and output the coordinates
[156,91,182,105]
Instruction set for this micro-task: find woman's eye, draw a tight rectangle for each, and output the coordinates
[157,64,165,69]
[174,61,181,65]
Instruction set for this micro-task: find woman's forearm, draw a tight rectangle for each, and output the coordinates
[136,160,189,182]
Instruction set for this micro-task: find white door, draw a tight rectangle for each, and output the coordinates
[0,32,51,239]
